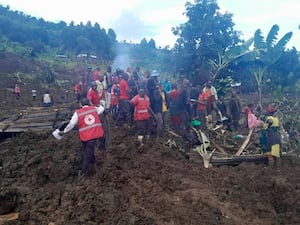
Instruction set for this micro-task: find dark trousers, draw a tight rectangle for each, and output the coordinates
[116,99,131,125]
[197,109,207,129]
[111,105,119,120]
[81,139,97,174]
[179,111,189,136]
[135,120,151,135]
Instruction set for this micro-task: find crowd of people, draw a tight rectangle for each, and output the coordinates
[61,65,286,177]
[71,66,223,146]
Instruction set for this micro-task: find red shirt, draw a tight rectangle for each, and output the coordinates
[197,92,207,111]
[131,94,150,121]
[110,84,119,106]
[14,85,20,93]
[168,90,180,100]
[119,79,130,100]
[76,106,104,141]
[92,70,100,81]
[87,88,100,106]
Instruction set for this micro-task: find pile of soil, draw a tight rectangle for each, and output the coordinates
[1,126,300,225]
[0,53,300,225]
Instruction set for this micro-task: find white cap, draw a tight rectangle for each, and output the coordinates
[151,70,159,77]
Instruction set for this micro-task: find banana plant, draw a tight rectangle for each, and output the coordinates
[251,24,293,109]
[210,38,254,80]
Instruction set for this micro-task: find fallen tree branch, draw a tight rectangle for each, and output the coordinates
[211,142,227,154]
[235,128,254,156]
[165,129,182,137]
[208,129,239,146]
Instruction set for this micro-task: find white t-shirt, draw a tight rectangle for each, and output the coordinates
[43,93,52,103]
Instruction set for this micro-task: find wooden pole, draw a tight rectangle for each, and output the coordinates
[235,128,253,156]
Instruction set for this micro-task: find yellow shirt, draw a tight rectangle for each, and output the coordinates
[161,91,168,112]
[263,116,279,129]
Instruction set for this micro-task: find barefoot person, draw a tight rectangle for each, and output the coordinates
[130,88,151,147]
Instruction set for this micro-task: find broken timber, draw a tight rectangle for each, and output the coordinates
[210,154,268,166]
[0,107,70,133]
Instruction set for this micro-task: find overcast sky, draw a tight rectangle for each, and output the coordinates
[0,0,299,49]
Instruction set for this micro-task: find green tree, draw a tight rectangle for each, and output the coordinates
[172,0,241,83]
[267,48,300,94]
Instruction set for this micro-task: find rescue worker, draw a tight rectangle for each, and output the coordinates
[60,98,105,178]
[260,106,282,166]
[130,88,151,147]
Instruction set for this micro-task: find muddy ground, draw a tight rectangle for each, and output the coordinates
[0,53,300,225]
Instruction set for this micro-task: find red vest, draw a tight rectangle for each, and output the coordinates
[131,95,150,121]
[76,106,104,141]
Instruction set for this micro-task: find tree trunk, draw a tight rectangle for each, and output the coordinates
[258,84,262,110]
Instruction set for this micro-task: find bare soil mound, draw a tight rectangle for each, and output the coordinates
[1,126,300,225]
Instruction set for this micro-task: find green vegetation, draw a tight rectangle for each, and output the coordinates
[0,1,299,103]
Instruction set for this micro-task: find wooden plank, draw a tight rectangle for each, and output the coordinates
[11,116,57,123]
[0,109,69,131]
[3,126,53,132]
[5,122,54,128]
[0,114,22,123]
[0,212,19,221]
[0,114,23,132]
